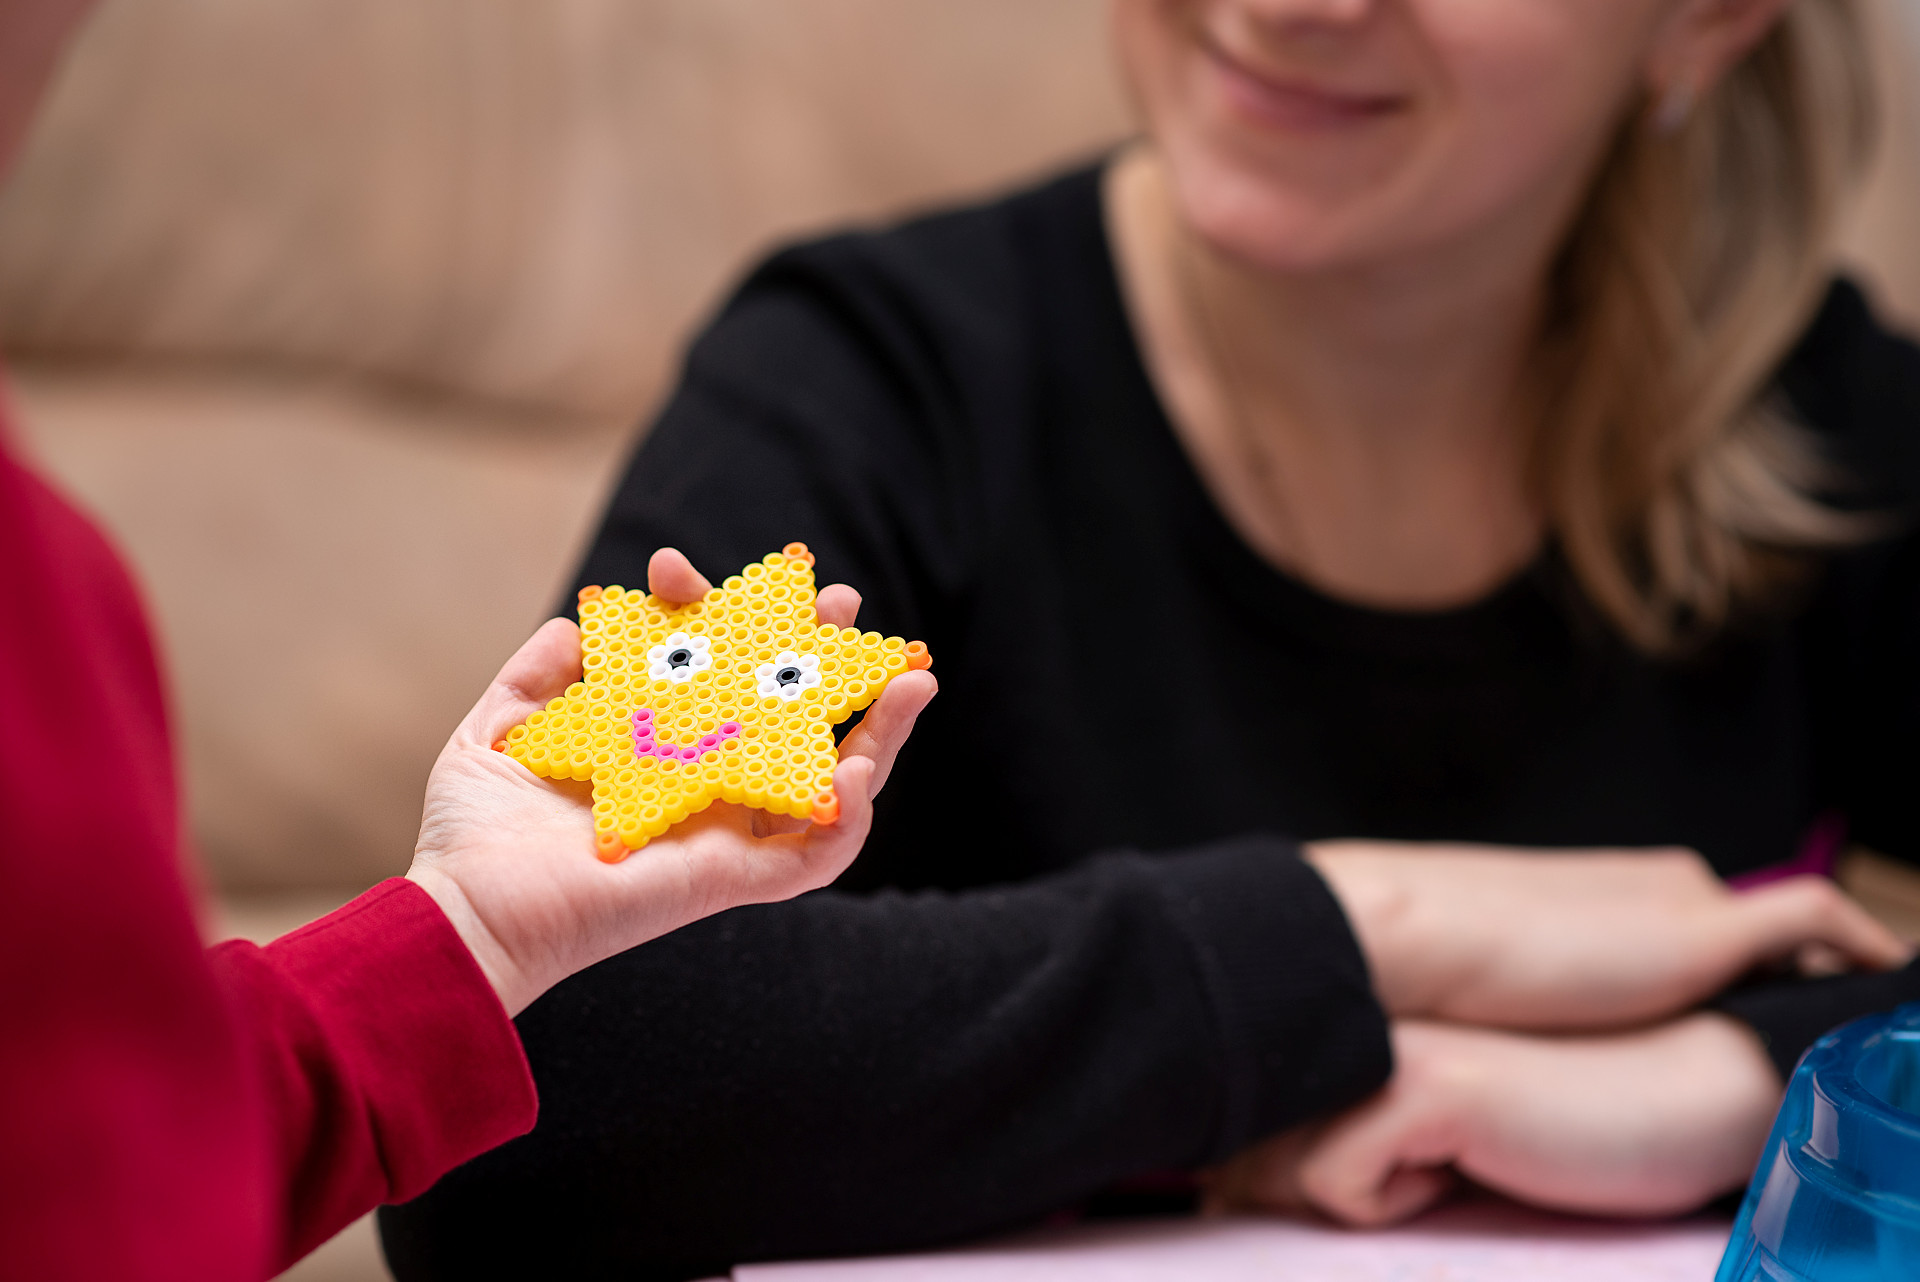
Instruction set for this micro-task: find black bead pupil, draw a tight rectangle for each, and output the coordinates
[776,666,801,684]
[668,648,691,667]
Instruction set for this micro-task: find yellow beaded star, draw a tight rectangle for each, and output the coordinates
[495,543,932,862]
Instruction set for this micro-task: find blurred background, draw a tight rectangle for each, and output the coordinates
[3,2,1919,1278]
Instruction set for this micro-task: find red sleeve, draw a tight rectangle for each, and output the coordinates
[0,401,534,1279]
[209,880,537,1271]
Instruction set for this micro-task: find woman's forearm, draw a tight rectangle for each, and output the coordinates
[377,839,1390,1277]
[1206,1012,1783,1226]
[1302,838,1908,1028]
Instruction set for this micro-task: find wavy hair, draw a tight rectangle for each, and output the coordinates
[1536,0,1880,651]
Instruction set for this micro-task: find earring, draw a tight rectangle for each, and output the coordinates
[1652,79,1696,135]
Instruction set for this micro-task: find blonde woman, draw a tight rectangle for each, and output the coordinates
[384,0,1920,1275]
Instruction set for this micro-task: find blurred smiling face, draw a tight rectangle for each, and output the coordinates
[1113,0,1687,272]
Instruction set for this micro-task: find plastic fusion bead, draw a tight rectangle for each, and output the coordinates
[497,542,934,863]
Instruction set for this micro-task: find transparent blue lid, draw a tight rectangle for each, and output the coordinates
[1717,1001,1920,1280]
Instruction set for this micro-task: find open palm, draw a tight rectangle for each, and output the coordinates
[407,552,935,1015]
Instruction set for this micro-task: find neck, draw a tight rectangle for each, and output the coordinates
[1108,147,1556,609]
[1173,165,1547,461]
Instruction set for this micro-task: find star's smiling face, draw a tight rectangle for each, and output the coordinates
[498,544,931,861]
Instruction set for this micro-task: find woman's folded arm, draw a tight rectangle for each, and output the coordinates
[377,839,1390,1280]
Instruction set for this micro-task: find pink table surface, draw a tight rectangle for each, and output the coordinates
[734,1200,1733,1281]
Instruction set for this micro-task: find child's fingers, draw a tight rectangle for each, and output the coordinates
[670,755,876,913]
[815,583,862,630]
[647,547,714,604]
[736,756,877,903]
[463,618,583,746]
[810,754,876,865]
[837,671,937,797]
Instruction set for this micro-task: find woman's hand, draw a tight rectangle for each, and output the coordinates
[404,549,936,1016]
[1306,839,1909,1030]
[1204,1014,1782,1226]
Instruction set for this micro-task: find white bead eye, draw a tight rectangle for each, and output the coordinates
[647,631,711,683]
[755,650,821,701]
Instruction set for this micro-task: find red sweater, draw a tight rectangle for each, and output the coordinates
[0,406,537,1278]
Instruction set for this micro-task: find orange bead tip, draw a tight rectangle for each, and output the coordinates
[905,640,933,671]
[577,585,604,603]
[595,833,629,863]
[810,789,841,826]
[491,739,510,753]
[782,541,816,568]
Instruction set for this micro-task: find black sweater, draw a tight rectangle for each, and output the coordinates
[381,165,1920,1281]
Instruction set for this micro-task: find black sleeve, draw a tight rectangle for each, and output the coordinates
[1713,960,1920,1080]
[378,241,1391,1280]
[380,842,1386,1280]
[564,233,1002,643]
[1786,279,1920,865]
[1725,525,1920,1074]
[1711,283,1920,1078]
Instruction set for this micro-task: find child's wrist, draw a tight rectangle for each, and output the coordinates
[406,862,543,1018]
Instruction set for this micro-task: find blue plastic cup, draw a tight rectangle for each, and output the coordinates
[1717,1001,1920,1280]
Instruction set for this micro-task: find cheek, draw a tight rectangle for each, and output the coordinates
[1114,0,1405,260]
[1414,4,1652,219]
[1134,0,1661,272]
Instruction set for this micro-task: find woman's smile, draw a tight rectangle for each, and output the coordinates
[1196,28,1408,133]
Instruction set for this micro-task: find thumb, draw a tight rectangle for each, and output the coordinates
[647,547,714,605]
[462,617,584,748]
[1298,1075,1463,1226]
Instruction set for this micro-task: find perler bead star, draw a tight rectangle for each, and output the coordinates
[495,543,931,862]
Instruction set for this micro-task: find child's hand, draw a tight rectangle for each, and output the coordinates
[1305,839,1910,1030]
[1204,1014,1782,1225]
[405,550,935,1015]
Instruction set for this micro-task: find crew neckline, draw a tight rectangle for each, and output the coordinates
[1070,162,1565,666]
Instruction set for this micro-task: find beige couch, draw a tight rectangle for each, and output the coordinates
[0,0,1129,905]
[5,3,1920,1278]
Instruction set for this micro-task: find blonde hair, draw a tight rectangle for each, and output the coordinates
[1538,0,1880,652]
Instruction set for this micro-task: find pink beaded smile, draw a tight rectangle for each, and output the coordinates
[631,706,743,763]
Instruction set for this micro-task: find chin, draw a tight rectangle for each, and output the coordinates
[1162,145,1403,276]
